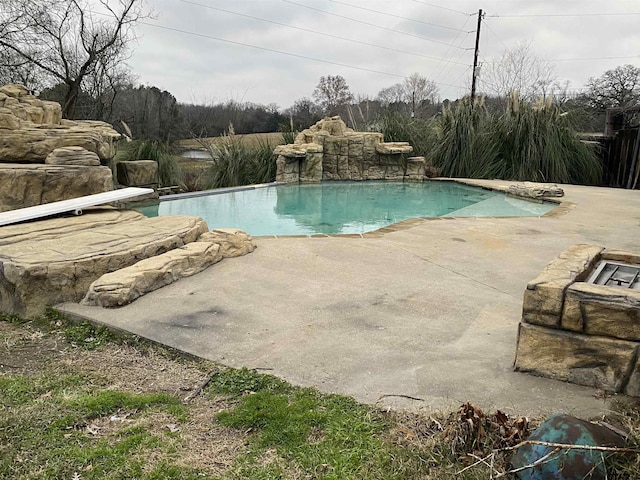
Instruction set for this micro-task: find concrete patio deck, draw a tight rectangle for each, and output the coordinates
[60,180,640,417]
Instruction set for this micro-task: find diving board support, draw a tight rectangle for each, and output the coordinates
[0,187,155,227]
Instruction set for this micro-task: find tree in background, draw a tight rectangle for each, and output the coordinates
[481,41,556,103]
[283,97,323,131]
[403,73,439,113]
[0,0,149,118]
[584,64,640,111]
[376,73,439,116]
[312,75,353,114]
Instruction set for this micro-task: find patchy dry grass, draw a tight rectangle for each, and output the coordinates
[1,313,638,479]
[177,133,286,150]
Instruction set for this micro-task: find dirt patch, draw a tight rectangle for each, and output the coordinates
[0,320,247,477]
[0,321,68,372]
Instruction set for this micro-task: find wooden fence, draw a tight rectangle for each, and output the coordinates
[602,127,640,189]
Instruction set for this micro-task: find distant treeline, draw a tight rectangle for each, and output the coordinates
[39,83,606,143]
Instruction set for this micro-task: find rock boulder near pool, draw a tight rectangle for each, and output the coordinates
[0,84,120,211]
[274,116,430,183]
[0,210,208,317]
[82,228,257,307]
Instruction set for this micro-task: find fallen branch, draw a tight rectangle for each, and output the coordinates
[495,447,563,478]
[182,368,219,404]
[500,440,640,454]
[455,452,496,475]
[376,394,425,403]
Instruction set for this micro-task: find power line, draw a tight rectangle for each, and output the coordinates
[489,12,640,18]
[178,0,467,65]
[431,15,473,83]
[482,18,508,50]
[411,0,472,16]
[324,0,469,32]
[482,55,640,63]
[282,0,472,50]
[136,19,467,89]
[549,55,640,62]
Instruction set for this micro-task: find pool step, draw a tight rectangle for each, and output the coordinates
[82,228,257,308]
[82,242,223,307]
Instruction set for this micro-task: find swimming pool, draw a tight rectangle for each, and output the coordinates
[139,181,556,236]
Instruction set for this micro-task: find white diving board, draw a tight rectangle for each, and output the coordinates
[0,187,155,227]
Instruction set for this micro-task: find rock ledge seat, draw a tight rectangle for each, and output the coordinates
[0,209,256,317]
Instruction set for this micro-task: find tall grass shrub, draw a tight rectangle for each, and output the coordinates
[203,135,277,189]
[493,95,601,184]
[431,100,501,179]
[382,96,602,185]
[376,111,436,158]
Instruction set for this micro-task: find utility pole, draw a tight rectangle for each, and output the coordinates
[470,8,483,106]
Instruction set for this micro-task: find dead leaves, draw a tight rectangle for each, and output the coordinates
[443,402,530,458]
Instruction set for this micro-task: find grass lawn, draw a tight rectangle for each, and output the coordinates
[1,311,638,479]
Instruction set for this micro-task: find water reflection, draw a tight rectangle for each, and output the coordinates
[273,182,494,234]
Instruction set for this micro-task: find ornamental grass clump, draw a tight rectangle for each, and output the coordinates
[431,99,501,179]
[494,94,602,185]
[203,135,277,189]
[431,94,602,185]
[376,111,436,158]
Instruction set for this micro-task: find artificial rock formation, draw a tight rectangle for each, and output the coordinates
[0,84,121,211]
[116,160,159,188]
[45,146,101,166]
[82,242,224,307]
[0,163,113,212]
[274,116,436,183]
[0,209,208,317]
[0,84,120,163]
[83,229,257,307]
[515,244,640,396]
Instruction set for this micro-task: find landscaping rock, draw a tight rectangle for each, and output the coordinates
[44,146,101,166]
[0,163,113,212]
[522,244,604,327]
[562,282,640,341]
[514,322,638,392]
[0,84,119,163]
[116,160,159,187]
[0,211,208,317]
[275,116,419,183]
[198,228,256,257]
[508,182,564,199]
[82,242,223,307]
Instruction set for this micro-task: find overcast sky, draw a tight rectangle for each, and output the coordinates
[124,0,640,109]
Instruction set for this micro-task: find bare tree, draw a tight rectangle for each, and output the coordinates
[377,73,439,113]
[481,41,556,103]
[584,64,640,110]
[312,75,353,114]
[377,83,405,106]
[0,0,149,118]
[403,73,439,113]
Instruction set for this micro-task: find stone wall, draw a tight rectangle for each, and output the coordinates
[0,84,121,211]
[274,116,437,183]
[514,244,640,396]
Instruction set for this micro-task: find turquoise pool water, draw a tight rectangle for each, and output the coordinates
[139,181,555,236]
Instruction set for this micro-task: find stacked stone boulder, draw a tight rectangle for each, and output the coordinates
[0,83,258,317]
[514,244,640,397]
[274,116,436,183]
[0,84,119,212]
